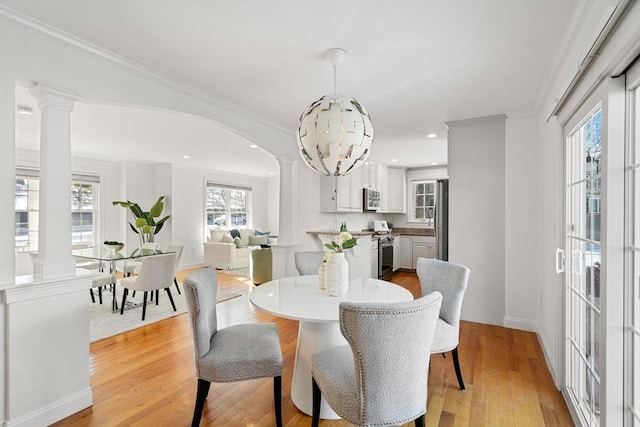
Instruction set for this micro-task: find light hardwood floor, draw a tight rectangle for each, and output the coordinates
[53,269,573,427]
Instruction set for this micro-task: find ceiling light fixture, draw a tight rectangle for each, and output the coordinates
[297,48,373,176]
[427,133,437,138]
[16,105,33,115]
[249,144,258,149]
[391,159,398,163]
[183,155,191,159]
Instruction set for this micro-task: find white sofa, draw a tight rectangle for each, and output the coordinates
[203,229,273,270]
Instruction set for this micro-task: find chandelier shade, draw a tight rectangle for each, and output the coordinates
[296,48,374,176]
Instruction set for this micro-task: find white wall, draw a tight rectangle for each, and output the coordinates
[504,116,538,332]
[171,165,271,268]
[448,115,506,326]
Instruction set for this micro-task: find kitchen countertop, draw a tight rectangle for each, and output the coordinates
[306,230,375,236]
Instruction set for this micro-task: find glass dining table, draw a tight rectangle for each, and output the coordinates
[73,246,172,275]
[73,246,174,311]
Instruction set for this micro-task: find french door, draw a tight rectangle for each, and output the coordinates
[564,101,603,426]
[562,76,626,426]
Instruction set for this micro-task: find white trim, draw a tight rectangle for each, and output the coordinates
[537,330,560,387]
[445,114,508,129]
[0,5,292,136]
[503,316,537,332]
[4,387,92,427]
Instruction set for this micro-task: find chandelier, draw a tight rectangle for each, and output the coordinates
[297,48,374,176]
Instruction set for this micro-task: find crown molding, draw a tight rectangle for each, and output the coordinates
[534,0,593,114]
[445,114,508,129]
[0,5,293,136]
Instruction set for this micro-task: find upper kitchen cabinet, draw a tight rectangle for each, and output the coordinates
[362,161,378,189]
[376,163,389,213]
[387,167,406,213]
[319,167,363,212]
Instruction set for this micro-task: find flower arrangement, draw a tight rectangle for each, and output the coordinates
[325,231,358,253]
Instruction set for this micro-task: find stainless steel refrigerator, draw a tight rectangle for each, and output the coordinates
[435,179,448,261]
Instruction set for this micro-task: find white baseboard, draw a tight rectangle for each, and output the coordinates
[5,387,92,427]
[502,315,537,332]
[537,330,560,389]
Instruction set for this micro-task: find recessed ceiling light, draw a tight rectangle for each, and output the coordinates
[16,105,33,115]
[183,155,191,159]
[431,162,438,166]
[269,172,275,175]
[249,144,258,149]
[427,133,437,138]
[391,159,398,163]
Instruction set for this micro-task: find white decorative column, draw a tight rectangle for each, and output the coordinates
[272,155,297,279]
[28,85,80,280]
[277,155,295,245]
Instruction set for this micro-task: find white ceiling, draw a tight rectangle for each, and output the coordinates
[6,0,578,177]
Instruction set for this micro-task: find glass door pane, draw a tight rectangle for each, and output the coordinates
[566,106,602,426]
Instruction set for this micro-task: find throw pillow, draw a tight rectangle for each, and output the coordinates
[255,230,270,237]
[248,234,268,246]
[234,236,244,248]
[230,229,241,239]
[222,234,234,243]
[210,229,226,242]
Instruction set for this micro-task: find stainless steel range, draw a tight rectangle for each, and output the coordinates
[378,235,394,279]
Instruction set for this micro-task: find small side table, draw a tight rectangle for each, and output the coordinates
[250,247,272,285]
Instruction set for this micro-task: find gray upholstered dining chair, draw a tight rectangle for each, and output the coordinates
[119,252,177,321]
[294,251,324,275]
[416,257,471,391]
[183,268,283,427]
[164,244,184,294]
[311,291,443,427]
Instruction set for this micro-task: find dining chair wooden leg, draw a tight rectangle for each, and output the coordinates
[165,288,177,312]
[191,378,210,427]
[174,277,181,295]
[98,286,103,304]
[89,289,95,303]
[452,347,465,391]
[274,375,282,427]
[312,377,321,427]
[141,291,148,321]
[415,414,425,427]
[120,288,128,315]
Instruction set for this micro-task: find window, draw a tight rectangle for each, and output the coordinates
[410,181,436,226]
[14,170,99,252]
[205,183,251,230]
[71,182,96,244]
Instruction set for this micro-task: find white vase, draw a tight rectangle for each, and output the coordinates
[318,262,327,290]
[326,252,349,297]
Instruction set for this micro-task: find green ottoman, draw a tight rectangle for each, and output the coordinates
[250,247,272,285]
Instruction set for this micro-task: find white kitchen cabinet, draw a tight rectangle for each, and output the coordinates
[411,235,437,268]
[376,163,389,213]
[392,237,400,271]
[398,236,413,269]
[362,161,378,189]
[319,168,363,212]
[387,167,407,213]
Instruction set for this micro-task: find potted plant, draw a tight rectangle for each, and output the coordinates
[113,196,171,245]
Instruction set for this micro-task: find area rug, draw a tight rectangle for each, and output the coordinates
[225,266,250,278]
[89,284,240,342]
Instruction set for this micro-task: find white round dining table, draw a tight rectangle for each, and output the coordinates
[249,275,413,419]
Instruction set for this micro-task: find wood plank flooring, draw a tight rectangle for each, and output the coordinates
[53,270,573,426]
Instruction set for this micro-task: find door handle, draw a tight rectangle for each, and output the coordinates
[555,248,565,274]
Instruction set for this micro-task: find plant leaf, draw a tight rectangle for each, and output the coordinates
[128,222,140,235]
[149,196,165,218]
